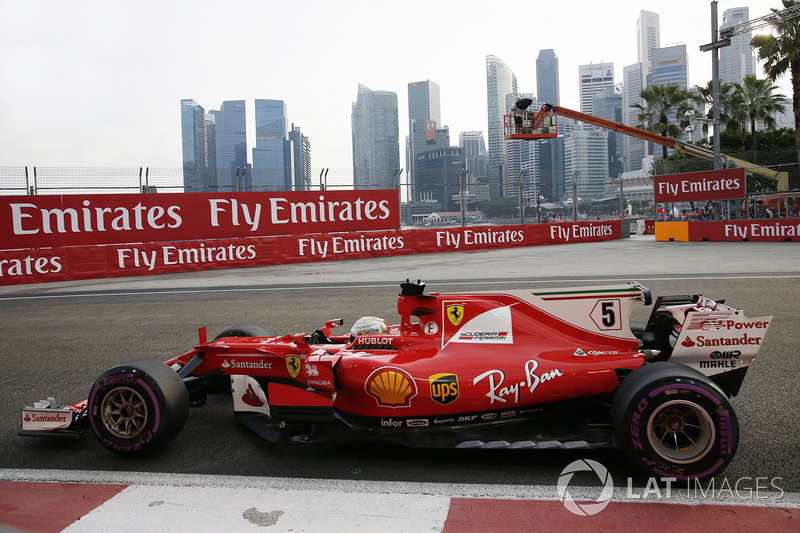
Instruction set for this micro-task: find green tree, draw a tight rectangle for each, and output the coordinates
[751,0,800,178]
[632,83,700,169]
[731,75,786,161]
[695,79,742,134]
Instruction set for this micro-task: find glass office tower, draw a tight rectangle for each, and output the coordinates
[213,100,248,190]
[536,49,560,106]
[252,99,290,191]
[486,54,518,198]
[352,84,400,190]
[407,80,441,199]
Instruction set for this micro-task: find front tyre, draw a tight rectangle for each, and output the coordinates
[214,325,268,340]
[612,362,738,480]
[88,359,190,454]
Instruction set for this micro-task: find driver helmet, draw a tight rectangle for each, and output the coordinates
[350,316,388,337]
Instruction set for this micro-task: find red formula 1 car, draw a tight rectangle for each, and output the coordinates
[21,280,772,480]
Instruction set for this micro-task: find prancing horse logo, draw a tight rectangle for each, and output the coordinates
[285,355,301,378]
[447,304,464,326]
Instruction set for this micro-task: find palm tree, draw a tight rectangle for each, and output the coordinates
[632,83,700,171]
[695,80,743,135]
[731,75,787,161]
[751,0,800,179]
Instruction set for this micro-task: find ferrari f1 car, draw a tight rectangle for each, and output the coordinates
[21,280,772,480]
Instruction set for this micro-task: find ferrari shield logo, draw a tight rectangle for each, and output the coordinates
[447,304,464,326]
[285,355,301,378]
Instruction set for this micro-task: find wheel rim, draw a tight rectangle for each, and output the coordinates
[101,386,148,439]
[647,399,715,464]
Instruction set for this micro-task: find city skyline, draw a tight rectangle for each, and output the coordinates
[1,0,792,180]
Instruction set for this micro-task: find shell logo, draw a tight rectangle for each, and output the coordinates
[365,367,417,407]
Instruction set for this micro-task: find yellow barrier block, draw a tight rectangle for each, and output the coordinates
[655,222,689,241]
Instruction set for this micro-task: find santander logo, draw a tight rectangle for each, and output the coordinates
[682,337,695,347]
[242,384,264,407]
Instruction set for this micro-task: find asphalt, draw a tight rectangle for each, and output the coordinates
[2,235,799,296]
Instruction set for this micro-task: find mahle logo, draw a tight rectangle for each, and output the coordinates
[557,459,614,516]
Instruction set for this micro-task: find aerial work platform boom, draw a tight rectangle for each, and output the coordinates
[504,104,788,190]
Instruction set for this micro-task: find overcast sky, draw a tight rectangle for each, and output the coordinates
[0,0,793,178]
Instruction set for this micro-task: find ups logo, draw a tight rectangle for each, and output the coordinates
[429,373,459,405]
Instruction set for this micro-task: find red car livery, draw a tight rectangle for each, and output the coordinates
[21,280,771,480]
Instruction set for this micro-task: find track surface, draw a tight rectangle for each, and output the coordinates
[1,236,798,493]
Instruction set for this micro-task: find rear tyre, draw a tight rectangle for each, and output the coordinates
[214,325,268,340]
[88,359,189,454]
[612,362,738,480]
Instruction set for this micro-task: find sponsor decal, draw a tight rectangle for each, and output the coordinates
[458,331,509,342]
[305,363,319,376]
[724,221,800,240]
[700,350,741,369]
[379,418,430,428]
[21,408,74,431]
[22,412,70,424]
[447,304,464,326]
[353,336,394,347]
[549,223,614,242]
[435,229,524,249]
[296,234,405,259]
[685,317,770,331]
[574,348,587,356]
[654,169,745,202]
[307,379,333,388]
[221,358,273,370]
[443,303,514,348]
[242,383,264,407]
[473,359,563,405]
[681,334,762,348]
[285,355,301,378]
[480,412,498,421]
[365,367,417,408]
[429,373,459,405]
[2,190,399,249]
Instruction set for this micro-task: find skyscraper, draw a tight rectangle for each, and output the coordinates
[536,49,560,106]
[181,99,209,191]
[351,84,400,190]
[213,100,248,191]
[407,80,441,197]
[252,99,290,191]
[720,7,755,84]
[593,87,624,178]
[563,131,609,200]
[486,54,518,198]
[415,147,465,212]
[623,63,646,171]
[289,124,311,191]
[459,131,487,181]
[637,10,661,76]
[579,62,614,116]
[650,44,688,89]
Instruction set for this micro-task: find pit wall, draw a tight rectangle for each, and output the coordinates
[0,221,622,286]
[655,221,800,242]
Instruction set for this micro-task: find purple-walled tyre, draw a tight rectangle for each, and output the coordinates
[214,325,268,340]
[612,362,739,481]
[88,359,189,454]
